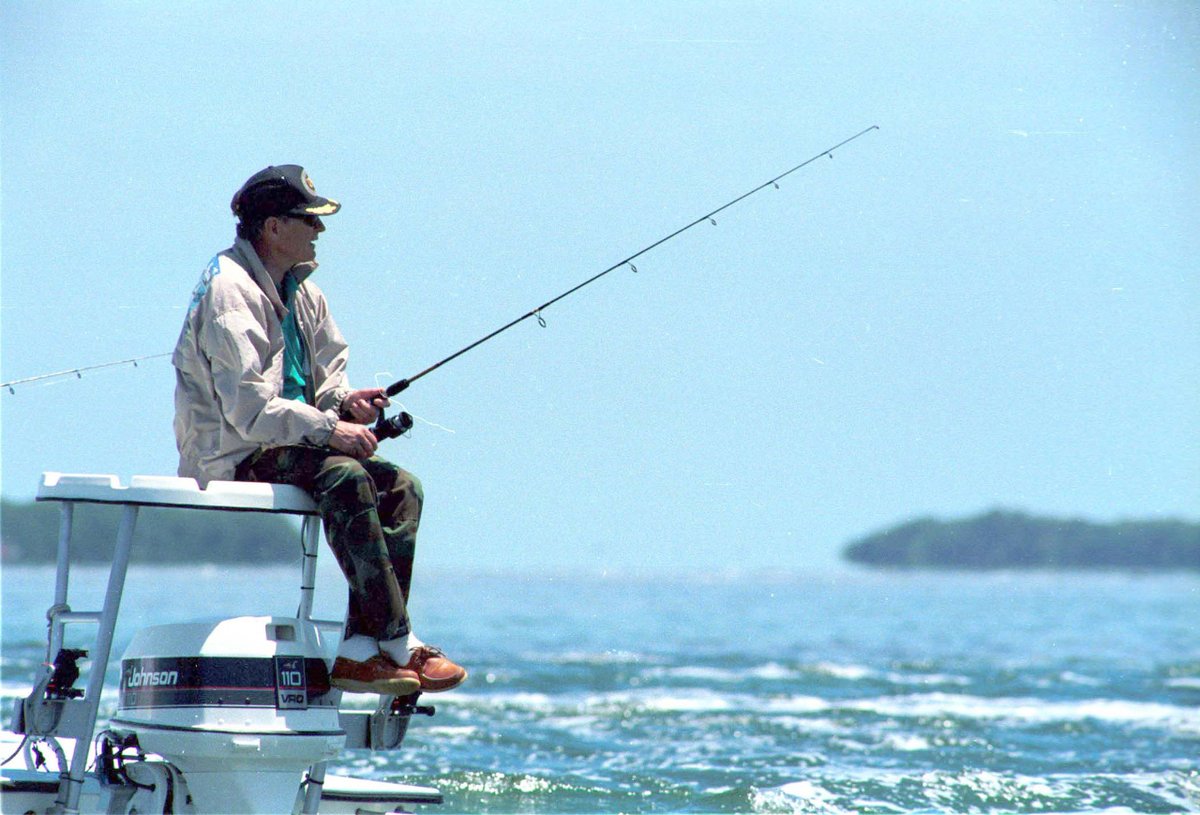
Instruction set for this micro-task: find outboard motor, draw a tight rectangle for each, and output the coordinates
[111,616,342,814]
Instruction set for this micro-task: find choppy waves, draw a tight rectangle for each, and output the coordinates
[331,653,1200,812]
[3,568,1198,812]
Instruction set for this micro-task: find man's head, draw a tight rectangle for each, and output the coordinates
[232,165,340,242]
[232,165,339,274]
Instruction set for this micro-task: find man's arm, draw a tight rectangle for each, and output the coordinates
[203,308,339,447]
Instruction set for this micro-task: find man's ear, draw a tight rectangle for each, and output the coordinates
[261,215,283,242]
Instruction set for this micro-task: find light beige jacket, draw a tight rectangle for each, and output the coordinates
[173,238,352,485]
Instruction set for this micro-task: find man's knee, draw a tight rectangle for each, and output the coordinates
[405,471,424,504]
[366,458,423,503]
[315,456,378,508]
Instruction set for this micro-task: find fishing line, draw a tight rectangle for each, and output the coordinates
[371,372,455,434]
[384,125,879,396]
[2,126,878,397]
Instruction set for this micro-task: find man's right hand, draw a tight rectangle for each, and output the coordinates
[328,420,379,459]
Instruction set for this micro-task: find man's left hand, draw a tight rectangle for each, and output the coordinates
[342,388,390,424]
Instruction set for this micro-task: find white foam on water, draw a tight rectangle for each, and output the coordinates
[763,768,1197,815]
[921,768,1050,808]
[1058,671,1104,687]
[0,681,37,700]
[422,725,479,738]
[881,732,932,751]
[640,693,735,713]
[881,669,971,687]
[641,661,813,683]
[1129,769,1200,812]
[813,661,872,680]
[763,779,851,814]
[541,649,648,665]
[457,691,557,713]
[750,661,798,680]
[486,691,557,710]
[761,695,833,715]
[847,692,1200,731]
[455,686,758,717]
[771,715,850,735]
[643,660,970,686]
[811,661,970,687]
[540,714,603,737]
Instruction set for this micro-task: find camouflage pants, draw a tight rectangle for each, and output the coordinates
[236,446,423,642]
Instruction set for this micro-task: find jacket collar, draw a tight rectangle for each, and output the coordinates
[230,238,319,319]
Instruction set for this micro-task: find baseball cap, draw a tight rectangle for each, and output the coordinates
[231,165,341,221]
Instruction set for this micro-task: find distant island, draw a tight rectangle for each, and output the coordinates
[1,497,301,564]
[7,498,1199,571]
[843,509,1200,571]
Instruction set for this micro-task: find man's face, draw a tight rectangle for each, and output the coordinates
[268,213,325,267]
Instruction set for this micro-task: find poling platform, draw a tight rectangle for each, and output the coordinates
[4,472,442,814]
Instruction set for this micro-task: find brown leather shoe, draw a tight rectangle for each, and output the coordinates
[331,655,421,695]
[402,646,467,692]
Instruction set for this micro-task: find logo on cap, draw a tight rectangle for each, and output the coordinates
[301,170,317,194]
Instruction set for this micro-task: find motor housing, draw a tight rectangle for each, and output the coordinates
[111,616,343,814]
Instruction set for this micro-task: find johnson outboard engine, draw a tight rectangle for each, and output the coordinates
[110,616,342,813]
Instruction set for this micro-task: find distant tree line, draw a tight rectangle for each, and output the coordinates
[843,509,1200,571]
[1,498,303,564]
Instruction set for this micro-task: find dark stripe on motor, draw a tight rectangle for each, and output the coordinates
[110,718,344,737]
[120,656,332,708]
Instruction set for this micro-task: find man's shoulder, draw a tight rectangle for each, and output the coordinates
[211,244,254,278]
[211,239,273,284]
[187,248,265,316]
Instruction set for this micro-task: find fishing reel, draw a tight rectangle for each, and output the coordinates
[373,410,414,441]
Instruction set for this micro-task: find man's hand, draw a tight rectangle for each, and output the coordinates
[342,388,390,424]
[329,421,379,459]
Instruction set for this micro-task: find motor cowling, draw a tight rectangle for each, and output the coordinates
[112,616,344,814]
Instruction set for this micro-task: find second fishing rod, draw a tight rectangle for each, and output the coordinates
[373,125,880,440]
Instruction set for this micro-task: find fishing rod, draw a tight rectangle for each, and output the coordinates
[382,125,879,401]
[370,124,880,440]
[1,353,172,394]
[4,126,879,410]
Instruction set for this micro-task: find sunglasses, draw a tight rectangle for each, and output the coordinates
[284,214,322,228]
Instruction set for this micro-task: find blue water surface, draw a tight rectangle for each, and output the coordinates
[2,562,1197,813]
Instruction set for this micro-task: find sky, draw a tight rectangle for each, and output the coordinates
[1,1,1197,574]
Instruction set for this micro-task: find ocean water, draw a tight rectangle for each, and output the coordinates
[2,562,1197,813]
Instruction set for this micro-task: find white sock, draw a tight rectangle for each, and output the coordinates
[379,632,426,664]
[337,634,379,662]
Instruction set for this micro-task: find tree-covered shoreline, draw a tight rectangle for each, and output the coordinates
[1,498,302,564]
[7,498,1199,570]
[843,509,1200,571]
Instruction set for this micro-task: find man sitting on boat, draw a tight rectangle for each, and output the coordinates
[171,164,466,696]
